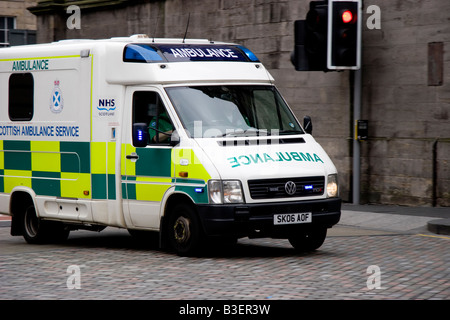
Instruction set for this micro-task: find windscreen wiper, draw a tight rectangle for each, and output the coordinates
[278,129,304,135]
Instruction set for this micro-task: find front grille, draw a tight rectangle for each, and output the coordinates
[248,176,325,199]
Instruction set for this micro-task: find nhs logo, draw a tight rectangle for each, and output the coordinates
[97,98,116,116]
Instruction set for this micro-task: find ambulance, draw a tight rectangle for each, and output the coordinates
[0,35,341,255]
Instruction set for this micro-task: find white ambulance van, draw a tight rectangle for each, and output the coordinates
[0,35,340,255]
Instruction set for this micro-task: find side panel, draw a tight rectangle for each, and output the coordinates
[121,87,174,229]
[121,87,212,230]
[0,53,92,221]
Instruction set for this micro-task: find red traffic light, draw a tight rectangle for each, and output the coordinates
[342,10,353,23]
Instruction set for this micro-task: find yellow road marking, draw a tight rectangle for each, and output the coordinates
[417,233,450,240]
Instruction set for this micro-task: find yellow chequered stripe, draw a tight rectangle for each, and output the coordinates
[172,148,211,181]
[135,177,173,202]
[30,141,61,172]
[3,169,32,192]
[91,141,117,200]
[1,140,92,199]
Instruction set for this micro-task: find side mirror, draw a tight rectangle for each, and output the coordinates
[132,123,149,148]
[303,116,313,135]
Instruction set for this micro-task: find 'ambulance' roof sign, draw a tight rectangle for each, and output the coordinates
[123,44,259,63]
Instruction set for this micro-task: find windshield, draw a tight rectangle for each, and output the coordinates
[165,85,303,138]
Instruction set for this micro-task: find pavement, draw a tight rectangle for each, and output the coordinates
[341,203,450,235]
[1,203,449,235]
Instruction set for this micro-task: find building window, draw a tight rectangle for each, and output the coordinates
[0,17,16,47]
[9,73,34,121]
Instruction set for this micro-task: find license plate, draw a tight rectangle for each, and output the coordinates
[273,212,312,225]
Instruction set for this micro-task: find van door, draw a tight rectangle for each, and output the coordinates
[122,87,175,229]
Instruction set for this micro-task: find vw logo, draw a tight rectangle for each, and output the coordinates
[284,181,297,196]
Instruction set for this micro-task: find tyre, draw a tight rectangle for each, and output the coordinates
[167,203,203,256]
[288,228,327,252]
[23,205,69,244]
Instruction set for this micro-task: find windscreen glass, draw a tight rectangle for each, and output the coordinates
[165,85,303,138]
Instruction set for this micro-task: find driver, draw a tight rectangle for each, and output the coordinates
[149,111,173,142]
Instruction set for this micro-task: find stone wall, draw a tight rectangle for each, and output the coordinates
[29,0,450,206]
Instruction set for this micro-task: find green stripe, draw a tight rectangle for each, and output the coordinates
[92,173,117,200]
[108,174,116,199]
[60,141,90,173]
[3,141,31,171]
[174,185,209,204]
[0,169,4,193]
[32,171,61,197]
[135,148,171,177]
[92,174,107,199]
[125,182,136,200]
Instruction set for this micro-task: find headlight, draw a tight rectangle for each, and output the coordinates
[208,180,244,204]
[208,180,223,204]
[223,181,244,203]
[327,174,339,198]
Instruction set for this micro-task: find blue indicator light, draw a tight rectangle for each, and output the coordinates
[304,185,313,190]
[195,188,204,193]
[137,129,144,141]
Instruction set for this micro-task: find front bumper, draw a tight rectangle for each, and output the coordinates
[195,198,341,239]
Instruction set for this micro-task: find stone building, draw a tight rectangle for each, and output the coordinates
[26,0,450,207]
[0,0,37,46]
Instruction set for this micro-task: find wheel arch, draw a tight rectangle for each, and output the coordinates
[9,188,37,236]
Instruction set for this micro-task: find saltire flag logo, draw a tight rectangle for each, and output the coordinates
[50,80,64,113]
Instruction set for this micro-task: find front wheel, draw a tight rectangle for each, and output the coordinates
[288,228,327,252]
[167,203,203,256]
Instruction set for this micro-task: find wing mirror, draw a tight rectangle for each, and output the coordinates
[132,123,149,148]
[303,116,313,135]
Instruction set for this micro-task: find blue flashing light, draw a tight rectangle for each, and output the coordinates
[194,188,204,193]
[124,44,163,62]
[304,185,313,190]
[237,45,260,62]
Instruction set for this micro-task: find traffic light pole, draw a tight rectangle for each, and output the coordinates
[291,0,363,203]
[352,68,362,204]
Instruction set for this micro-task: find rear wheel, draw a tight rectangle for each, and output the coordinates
[23,205,69,244]
[288,228,327,252]
[167,203,203,256]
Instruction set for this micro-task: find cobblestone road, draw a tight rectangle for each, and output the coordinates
[0,226,448,300]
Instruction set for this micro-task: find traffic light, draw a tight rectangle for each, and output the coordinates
[305,1,328,71]
[291,1,329,72]
[327,0,361,70]
[291,20,309,71]
[291,0,361,72]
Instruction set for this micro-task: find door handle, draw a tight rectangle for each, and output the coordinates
[126,153,139,161]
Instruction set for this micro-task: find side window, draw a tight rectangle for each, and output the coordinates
[132,91,174,146]
[9,73,34,121]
